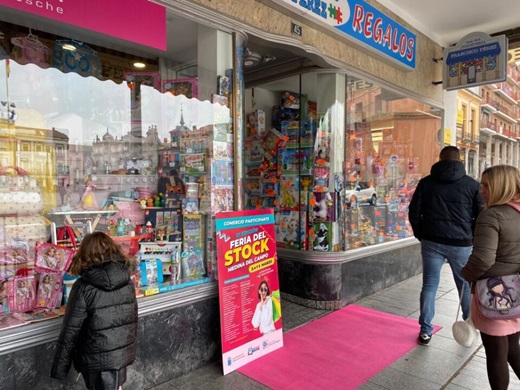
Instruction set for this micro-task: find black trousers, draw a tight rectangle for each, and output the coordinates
[82,367,127,390]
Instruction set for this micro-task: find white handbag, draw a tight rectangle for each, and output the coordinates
[452,284,478,348]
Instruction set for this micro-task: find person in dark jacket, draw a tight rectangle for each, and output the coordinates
[50,232,138,390]
[408,146,483,346]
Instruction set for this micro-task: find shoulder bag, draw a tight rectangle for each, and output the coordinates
[452,284,477,347]
[475,275,520,319]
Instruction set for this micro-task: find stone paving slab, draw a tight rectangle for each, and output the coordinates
[151,264,520,389]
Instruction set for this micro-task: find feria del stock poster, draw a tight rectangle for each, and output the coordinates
[215,209,283,375]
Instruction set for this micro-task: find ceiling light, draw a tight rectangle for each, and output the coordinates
[62,43,76,51]
[244,48,262,67]
[133,62,146,69]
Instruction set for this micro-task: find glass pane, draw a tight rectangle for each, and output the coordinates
[344,76,441,248]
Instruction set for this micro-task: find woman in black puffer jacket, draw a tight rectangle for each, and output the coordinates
[51,232,138,390]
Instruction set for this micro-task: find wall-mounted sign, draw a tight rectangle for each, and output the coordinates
[277,0,416,70]
[443,32,507,91]
[0,0,166,51]
[291,21,303,37]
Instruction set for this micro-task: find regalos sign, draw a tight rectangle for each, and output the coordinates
[278,0,416,70]
[0,0,166,51]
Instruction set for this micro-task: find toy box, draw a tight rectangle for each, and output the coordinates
[34,243,74,273]
[182,197,199,214]
[181,249,205,279]
[144,208,182,242]
[300,120,316,147]
[183,214,205,252]
[311,192,335,222]
[312,222,332,252]
[211,187,234,212]
[246,110,266,139]
[8,275,36,313]
[140,259,164,286]
[278,175,299,210]
[139,242,182,279]
[181,153,205,173]
[275,210,307,249]
[281,91,300,109]
[212,159,234,186]
[281,121,299,147]
[36,271,62,309]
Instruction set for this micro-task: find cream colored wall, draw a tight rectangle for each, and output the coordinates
[190,0,444,106]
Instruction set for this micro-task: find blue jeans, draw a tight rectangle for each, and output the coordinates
[419,239,471,336]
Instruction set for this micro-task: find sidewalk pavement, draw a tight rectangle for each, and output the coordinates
[151,264,520,390]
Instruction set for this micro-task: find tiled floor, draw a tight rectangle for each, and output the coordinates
[151,264,520,389]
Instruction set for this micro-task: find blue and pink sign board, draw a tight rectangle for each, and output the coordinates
[278,0,416,70]
[0,0,166,51]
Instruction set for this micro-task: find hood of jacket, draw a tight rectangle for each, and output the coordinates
[430,159,466,183]
[80,259,130,291]
[507,201,520,213]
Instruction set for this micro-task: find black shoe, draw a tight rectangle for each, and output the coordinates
[418,333,431,345]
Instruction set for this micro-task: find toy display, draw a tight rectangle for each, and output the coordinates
[139,242,182,279]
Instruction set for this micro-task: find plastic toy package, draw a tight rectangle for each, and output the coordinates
[8,275,36,313]
[36,271,63,309]
[34,242,74,273]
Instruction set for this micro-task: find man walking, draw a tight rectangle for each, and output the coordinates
[408,146,483,345]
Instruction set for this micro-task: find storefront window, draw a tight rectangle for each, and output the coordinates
[344,76,441,248]
[243,71,441,252]
[0,13,234,327]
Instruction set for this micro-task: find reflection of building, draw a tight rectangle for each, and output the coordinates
[91,126,161,174]
[0,119,68,209]
[478,64,520,177]
[456,88,481,179]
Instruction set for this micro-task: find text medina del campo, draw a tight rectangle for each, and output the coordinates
[289,0,415,62]
[224,231,270,267]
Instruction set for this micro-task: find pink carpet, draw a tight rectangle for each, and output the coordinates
[238,304,441,389]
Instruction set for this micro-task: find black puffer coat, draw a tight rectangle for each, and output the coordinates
[50,259,138,379]
[408,159,484,246]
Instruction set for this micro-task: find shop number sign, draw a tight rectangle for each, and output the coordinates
[291,21,303,36]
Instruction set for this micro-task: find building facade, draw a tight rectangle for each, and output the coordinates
[0,0,449,388]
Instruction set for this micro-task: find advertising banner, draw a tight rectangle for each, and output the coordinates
[216,209,283,375]
[0,0,166,50]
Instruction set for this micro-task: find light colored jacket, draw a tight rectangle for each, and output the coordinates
[462,203,520,283]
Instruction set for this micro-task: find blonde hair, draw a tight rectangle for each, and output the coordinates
[69,232,129,276]
[482,165,520,207]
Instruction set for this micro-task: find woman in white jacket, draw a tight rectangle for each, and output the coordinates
[252,280,276,334]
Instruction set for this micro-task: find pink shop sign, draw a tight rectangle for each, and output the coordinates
[0,0,166,51]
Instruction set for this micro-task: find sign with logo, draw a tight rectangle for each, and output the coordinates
[0,0,166,50]
[443,32,508,91]
[277,0,416,70]
[216,209,283,375]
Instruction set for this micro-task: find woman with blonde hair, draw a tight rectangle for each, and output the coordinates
[462,165,520,390]
[51,232,138,390]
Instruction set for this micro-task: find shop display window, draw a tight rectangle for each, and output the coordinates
[0,15,234,330]
[243,73,441,252]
